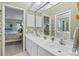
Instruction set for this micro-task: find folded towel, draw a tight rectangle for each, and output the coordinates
[73,28,79,48]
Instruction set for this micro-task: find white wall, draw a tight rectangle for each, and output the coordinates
[0,3,1,10]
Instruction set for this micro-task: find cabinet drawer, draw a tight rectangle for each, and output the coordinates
[38,47,53,56]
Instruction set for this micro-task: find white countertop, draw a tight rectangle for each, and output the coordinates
[26,33,77,56]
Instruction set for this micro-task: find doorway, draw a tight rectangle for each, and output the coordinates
[2,4,25,56]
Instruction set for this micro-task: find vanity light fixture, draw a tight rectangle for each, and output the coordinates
[76,14,79,20]
[76,2,79,11]
[76,3,79,20]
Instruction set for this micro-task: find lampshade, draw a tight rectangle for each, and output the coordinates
[77,2,79,10]
[76,14,79,20]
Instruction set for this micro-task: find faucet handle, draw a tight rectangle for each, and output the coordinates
[59,39,65,45]
[72,47,77,52]
[51,38,54,42]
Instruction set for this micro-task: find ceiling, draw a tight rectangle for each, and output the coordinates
[24,2,59,13]
[3,2,59,13]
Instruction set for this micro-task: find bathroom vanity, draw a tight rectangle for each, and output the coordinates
[26,33,77,56]
[25,10,75,56]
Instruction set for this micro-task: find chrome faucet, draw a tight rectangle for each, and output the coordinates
[35,31,40,37]
[59,39,65,45]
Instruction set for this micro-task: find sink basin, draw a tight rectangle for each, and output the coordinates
[45,41,60,48]
[45,40,73,53]
[46,40,73,48]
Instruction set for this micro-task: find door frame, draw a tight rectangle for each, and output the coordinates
[2,4,26,56]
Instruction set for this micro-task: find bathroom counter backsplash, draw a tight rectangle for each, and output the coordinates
[26,27,43,33]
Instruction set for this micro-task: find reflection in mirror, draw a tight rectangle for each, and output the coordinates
[58,17,69,32]
[5,23,13,30]
[44,16,49,35]
[55,10,71,39]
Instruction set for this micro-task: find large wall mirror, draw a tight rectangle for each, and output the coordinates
[55,10,71,39]
[44,16,50,35]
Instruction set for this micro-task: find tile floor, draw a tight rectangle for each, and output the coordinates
[14,51,29,56]
[5,41,23,56]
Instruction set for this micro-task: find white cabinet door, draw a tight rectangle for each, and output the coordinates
[26,38,38,56]
[26,38,32,56]
[27,14,35,27]
[36,16,42,27]
[31,42,38,56]
[38,47,53,56]
[26,38,29,53]
[28,39,32,55]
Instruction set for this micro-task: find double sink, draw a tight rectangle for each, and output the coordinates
[36,35,73,54]
[30,33,74,55]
